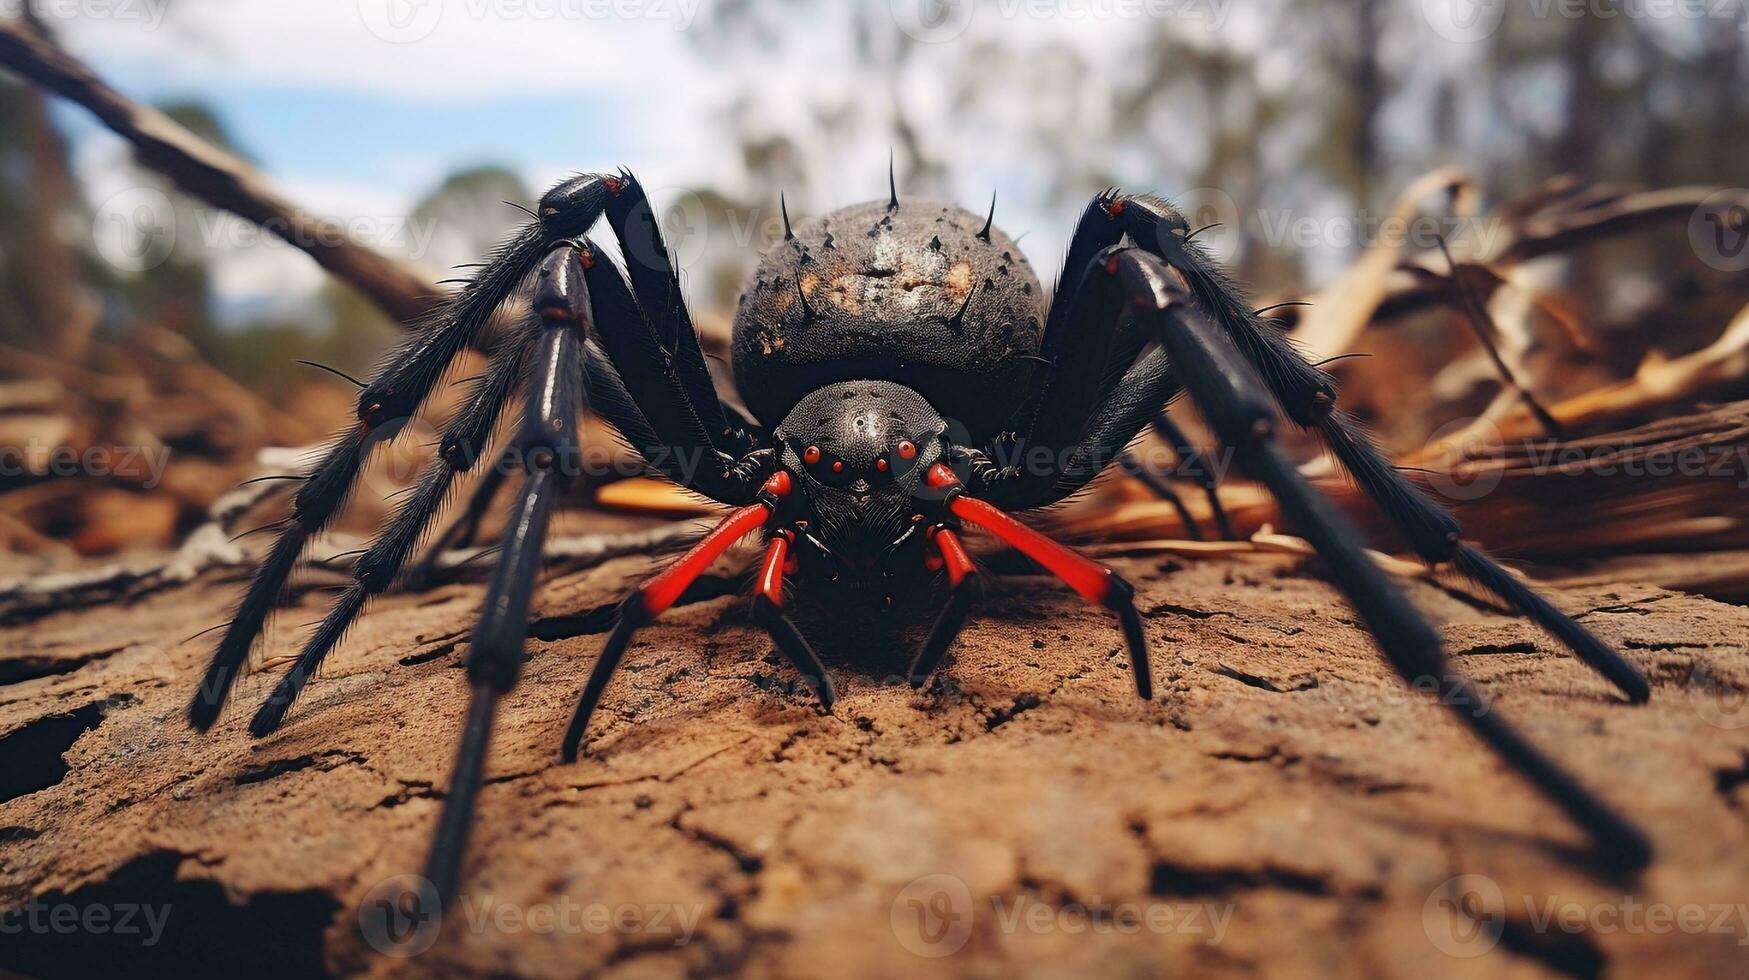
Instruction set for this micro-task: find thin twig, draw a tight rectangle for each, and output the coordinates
[1434,235,1564,438]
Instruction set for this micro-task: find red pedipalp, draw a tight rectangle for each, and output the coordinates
[758,532,792,608]
[640,472,791,616]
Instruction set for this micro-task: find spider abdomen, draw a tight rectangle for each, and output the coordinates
[731,198,1045,442]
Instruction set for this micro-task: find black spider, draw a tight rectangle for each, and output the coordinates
[189,167,1653,910]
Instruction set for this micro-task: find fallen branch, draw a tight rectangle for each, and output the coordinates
[0,465,703,621]
[0,18,440,326]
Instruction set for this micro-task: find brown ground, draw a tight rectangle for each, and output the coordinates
[2,544,1748,978]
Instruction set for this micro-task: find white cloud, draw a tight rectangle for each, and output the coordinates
[57,0,701,101]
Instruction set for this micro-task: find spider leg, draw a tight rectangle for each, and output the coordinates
[1119,451,1204,541]
[1151,410,1236,540]
[749,530,838,709]
[571,238,772,503]
[606,172,753,455]
[193,171,777,729]
[924,464,1151,701]
[906,524,983,688]
[423,250,591,907]
[970,259,1186,512]
[187,175,632,729]
[1107,246,1649,868]
[400,443,517,591]
[1073,191,1649,703]
[245,316,541,736]
[560,471,797,761]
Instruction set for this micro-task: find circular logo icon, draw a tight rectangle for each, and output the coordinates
[1172,187,1243,265]
[1422,874,1505,958]
[93,186,176,273]
[890,873,974,958]
[1688,665,1749,731]
[358,874,442,957]
[890,0,974,44]
[1689,190,1749,273]
[350,414,421,501]
[621,185,713,273]
[1421,0,1507,44]
[358,0,444,43]
[1421,416,1506,503]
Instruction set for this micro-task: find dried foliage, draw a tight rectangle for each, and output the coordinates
[1067,173,1749,601]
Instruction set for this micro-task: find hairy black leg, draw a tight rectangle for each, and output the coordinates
[562,472,794,761]
[580,338,779,502]
[424,259,589,909]
[907,525,983,687]
[1110,247,1649,868]
[999,201,1153,477]
[245,319,543,736]
[401,444,516,590]
[1120,451,1204,540]
[1152,410,1236,540]
[189,174,623,729]
[604,172,749,455]
[1102,193,1648,703]
[189,427,370,729]
[968,231,1186,511]
[570,240,769,504]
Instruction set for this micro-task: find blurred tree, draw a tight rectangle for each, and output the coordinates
[0,14,94,358]
[410,165,533,272]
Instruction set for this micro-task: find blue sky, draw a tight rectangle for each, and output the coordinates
[47,0,1480,323]
[55,1,752,320]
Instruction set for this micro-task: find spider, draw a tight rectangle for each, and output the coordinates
[188,167,1653,910]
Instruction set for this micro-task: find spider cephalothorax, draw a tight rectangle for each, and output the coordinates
[189,167,1657,912]
[772,380,947,599]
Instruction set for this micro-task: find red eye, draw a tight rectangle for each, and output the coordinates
[831,460,843,474]
[897,440,916,460]
[803,445,821,465]
[875,458,890,473]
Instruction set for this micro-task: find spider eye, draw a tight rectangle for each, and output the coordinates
[803,445,821,465]
[875,437,925,483]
